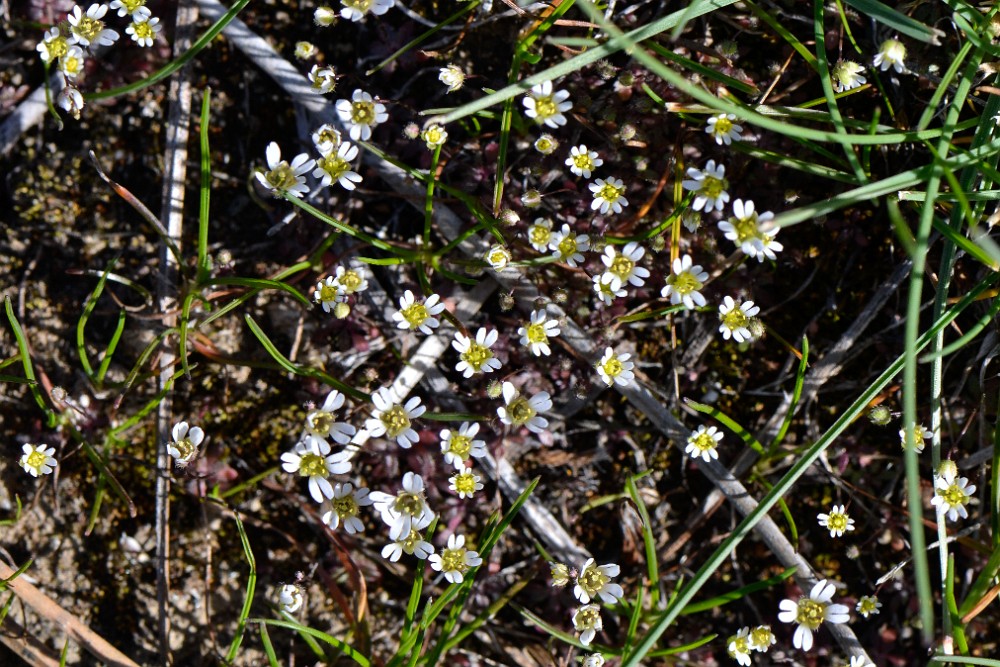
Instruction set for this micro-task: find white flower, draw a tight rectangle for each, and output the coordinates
[681,210,701,233]
[661,254,709,310]
[855,595,881,618]
[727,627,752,666]
[449,471,483,499]
[816,504,856,538]
[314,5,337,26]
[931,474,976,522]
[523,80,572,128]
[58,46,86,80]
[255,142,314,198]
[125,16,160,48]
[335,89,388,141]
[572,604,603,646]
[313,141,362,190]
[439,64,465,92]
[320,482,372,533]
[453,327,502,377]
[311,124,342,153]
[365,387,425,449]
[589,177,629,215]
[314,276,346,312]
[497,381,552,433]
[565,145,603,178]
[382,529,434,562]
[873,38,906,73]
[19,443,57,477]
[682,159,730,212]
[600,241,649,291]
[718,296,760,343]
[369,472,435,540]
[295,41,317,60]
[485,244,512,271]
[280,435,352,503]
[832,60,867,92]
[304,389,356,444]
[518,308,561,356]
[333,265,368,295]
[534,134,558,155]
[67,4,119,47]
[899,423,932,453]
[574,559,623,604]
[429,534,482,583]
[167,421,205,467]
[583,655,605,667]
[705,113,743,145]
[37,28,69,63]
[307,64,338,94]
[748,625,776,652]
[685,425,722,463]
[421,123,448,150]
[57,86,85,118]
[392,290,446,334]
[593,273,627,306]
[277,584,304,613]
[440,422,487,469]
[596,347,635,387]
[718,199,782,262]
[109,0,149,20]
[340,0,394,22]
[527,218,554,252]
[549,224,590,267]
[777,579,851,652]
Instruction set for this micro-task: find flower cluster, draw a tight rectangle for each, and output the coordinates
[313,264,370,318]
[546,557,624,646]
[726,625,776,665]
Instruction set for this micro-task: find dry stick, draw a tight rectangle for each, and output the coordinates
[155,4,200,665]
[194,0,867,657]
[0,617,61,667]
[0,562,141,667]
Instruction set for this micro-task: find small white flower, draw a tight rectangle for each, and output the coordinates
[37,27,69,64]
[109,0,149,20]
[392,290,446,334]
[307,64,338,94]
[313,141,362,190]
[873,38,906,73]
[685,425,722,463]
[340,0,394,22]
[365,387,425,449]
[19,443,58,477]
[661,254,709,310]
[67,4,120,47]
[453,327,502,377]
[832,60,867,92]
[572,604,603,646]
[527,218,554,252]
[705,113,743,145]
[549,224,590,267]
[899,423,932,453]
[314,5,337,25]
[534,134,558,155]
[295,41,317,60]
[719,199,782,262]
[497,381,552,433]
[280,435,352,503]
[583,655,605,667]
[748,625,776,652]
[589,177,629,215]
[320,482,372,533]
[439,64,465,92]
[126,16,161,47]
[277,584,304,613]
[817,504,856,538]
[718,296,761,343]
[440,422,487,469]
[727,627,752,666]
[931,474,976,522]
[523,80,572,128]
[167,421,205,467]
[574,558,623,604]
[311,124,342,152]
[682,159,730,212]
[335,89,388,141]
[421,123,448,150]
[314,276,346,312]
[593,273,627,306]
[255,142,314,198]
[596,347,635,387]
[777,579,851,652]
[303,389,356,444]
[57,85,85,118]
[518,308,561,356]
[333,265,368,295]
[449,471,483,498]
[382,529,434,562]
[565,145,603,178]
[855,595,881,618]
[681,209,701,233]
[600,242,649,291]
[485,244,512,271]
[369,471,435,540]
[428,533,482,583]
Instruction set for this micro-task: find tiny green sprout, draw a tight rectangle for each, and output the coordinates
[868,405,892,426]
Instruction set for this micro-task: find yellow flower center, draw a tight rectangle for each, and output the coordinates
[534,95,557,119]
[333,495,359,518]
[938,484,970,508]
[575,606,600,628]
[721,308,749,332]
[578,566,609,597]
[573,153,594,170]
[265,163,299,191]
[123,0,147,11]
[749,627,773,649]
[461,343,492,371]
[453,473,478,495]
[62,54,81,74]
[440,547,467,573]
[713,117,733,135]
[557,235,578,258]
[795,598,827,630]
[318,155,350,182]
[609,255,634,281]
[529,226,551,246]
[401,302,429,329]
[308,411,334,436]
[602,356,623,378]
[25,450,47,469]
[299,452,327,478]
[339,270,362,291]
[507,397,536,426]
[132,21,155,40]
[701,175,727,199]
[826,513,849,532]
[526,322,548,344]
[729,636,749,655]
[351,99,375,124]
[74,16,105,43]
[536,138,554,152]
[446,435,472,459]
[857,598,878,615]
[172,437,196,460]
[668,270,704,296]
[730,214,759,244]
[318,283,340,303]
[597,182,624,203]
[46,36,69,61]
[393,491,425,517]
[690,432,717,453]
[423,126,445,145]
[400,529,422,552]
[380,405,411,438]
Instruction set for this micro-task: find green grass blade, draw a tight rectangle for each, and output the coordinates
[625,474,660,608]
[679,567,796,614]
[198,87,213,281]
[225,510,257,664]
[95,309,127,386]
[770,337,809,451]
[253,619,370,666]
[844,0,943,44]
[257,623,280,667]
[5,296,55,426]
